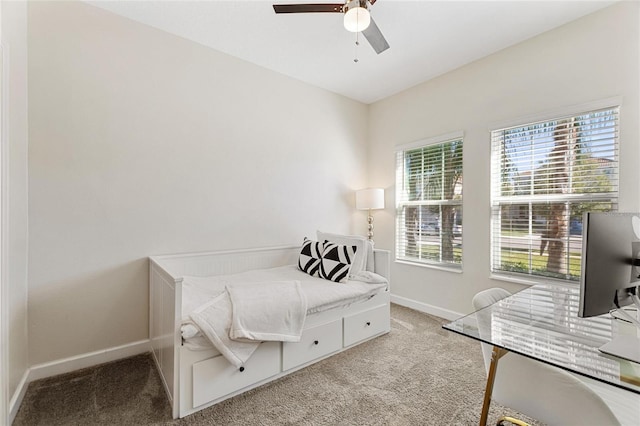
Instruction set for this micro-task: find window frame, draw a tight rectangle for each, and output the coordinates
[395,131,464,271]
[489,99,621,284]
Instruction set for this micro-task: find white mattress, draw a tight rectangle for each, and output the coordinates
[181,264,388,349]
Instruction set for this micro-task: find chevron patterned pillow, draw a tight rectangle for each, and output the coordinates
[320,240,357,283]
[298,238,324,277]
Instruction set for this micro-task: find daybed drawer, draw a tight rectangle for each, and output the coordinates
[192,341,280,408]
[343,304,390,347]
[282,320,342,371]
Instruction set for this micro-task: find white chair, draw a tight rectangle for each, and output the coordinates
[473,288,621,426]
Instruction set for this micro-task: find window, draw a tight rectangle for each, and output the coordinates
[491,106,619,282]
[395,134,463,269]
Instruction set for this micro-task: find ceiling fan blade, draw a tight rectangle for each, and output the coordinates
[368,0,377,4]
[273,3,344,14]
[362,17,389,54]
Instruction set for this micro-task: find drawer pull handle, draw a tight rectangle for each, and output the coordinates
[366,321,371,326]
[239,366,245,372]
[314,340,319,345]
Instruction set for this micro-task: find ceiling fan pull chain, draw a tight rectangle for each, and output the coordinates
[354,32,360,63]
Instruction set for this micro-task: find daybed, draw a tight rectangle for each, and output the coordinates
[149,241,391,419]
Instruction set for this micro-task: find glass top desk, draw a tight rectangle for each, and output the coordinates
[443,283,640,426]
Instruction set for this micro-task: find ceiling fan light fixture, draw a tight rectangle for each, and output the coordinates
[343,1,370,32]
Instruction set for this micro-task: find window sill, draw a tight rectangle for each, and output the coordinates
[396,259,463,274]
[490,273,577,288]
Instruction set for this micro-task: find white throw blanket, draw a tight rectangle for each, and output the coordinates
[228,280,307,342]
[189,280,307,368]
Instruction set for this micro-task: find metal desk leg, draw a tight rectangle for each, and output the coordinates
[480,346,508,426]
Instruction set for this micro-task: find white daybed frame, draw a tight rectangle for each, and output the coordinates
[149,245,391,419]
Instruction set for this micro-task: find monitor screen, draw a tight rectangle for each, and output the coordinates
[578,212,640,318]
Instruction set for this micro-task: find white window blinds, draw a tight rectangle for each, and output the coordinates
[490,106,619,281]
[396,135,463,268]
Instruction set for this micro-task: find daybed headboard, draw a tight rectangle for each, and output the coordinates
[150,246,300,278]
[150,245,391,282]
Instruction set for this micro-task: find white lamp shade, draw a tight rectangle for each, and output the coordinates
[343,6,371,32]
[356,188,384,210]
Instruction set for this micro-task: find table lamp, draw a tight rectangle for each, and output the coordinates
[356,188,384,241]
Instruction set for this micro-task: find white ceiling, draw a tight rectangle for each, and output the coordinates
[88,0,617,104]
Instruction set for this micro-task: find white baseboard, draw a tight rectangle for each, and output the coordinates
[9,339,150,421]
[28,339,151,383]
[9,369,29,424]
[391,294,464,321]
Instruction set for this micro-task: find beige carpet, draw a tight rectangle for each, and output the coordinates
[13,304,539,425]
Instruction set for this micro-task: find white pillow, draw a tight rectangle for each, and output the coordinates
[317,231,370,277]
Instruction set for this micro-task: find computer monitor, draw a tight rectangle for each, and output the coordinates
[579,212,640,363]
[579,212,640,317]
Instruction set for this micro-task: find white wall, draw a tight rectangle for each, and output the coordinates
[2,0,29,413]
[27,1,368,365]
[368,1,640,316]
[24,0,640,370]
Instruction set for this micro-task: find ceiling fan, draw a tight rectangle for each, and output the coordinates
[272,0,390,54]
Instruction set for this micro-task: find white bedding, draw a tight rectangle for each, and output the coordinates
[181,265,388,365]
